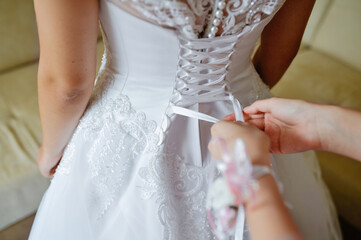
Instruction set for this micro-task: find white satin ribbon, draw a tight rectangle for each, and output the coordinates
[170,96,244,124]
[235,206,245,240]
[171,96,245,240]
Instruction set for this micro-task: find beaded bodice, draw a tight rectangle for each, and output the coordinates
[109,0,284,39]
[97,0,285,127]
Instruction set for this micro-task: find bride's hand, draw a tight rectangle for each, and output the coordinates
[225,97,322,154]
[209,120,271,166]
[37,146,63,178]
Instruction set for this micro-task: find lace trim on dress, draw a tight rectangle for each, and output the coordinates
[139,147,215,239]
[110,0,213,38]
[82,94,159,220]
[81,33,161,218]
[109,0,284,38]
[220,0,279,36]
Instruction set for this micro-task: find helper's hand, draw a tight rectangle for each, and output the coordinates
[209,120,271,166]
[225,97,322,154]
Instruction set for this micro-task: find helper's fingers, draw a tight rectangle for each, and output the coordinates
[243,98,279,115]
[224,112,253,121]
[223,113,236,121]
[246,118,265,130]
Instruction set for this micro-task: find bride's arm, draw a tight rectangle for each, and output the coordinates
[34,0,99,177]
[253,0,315,88]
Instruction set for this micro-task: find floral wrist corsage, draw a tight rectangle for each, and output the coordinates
[207,138,273,239]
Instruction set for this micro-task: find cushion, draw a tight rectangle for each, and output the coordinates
[311,0,361,72]
[0,0,102,73]
[302,0,331,45]
[0,63,49,230]
[0,0,39,72]
[272,50,361,109]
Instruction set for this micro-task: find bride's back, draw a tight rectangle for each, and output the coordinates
[29,1,342,240]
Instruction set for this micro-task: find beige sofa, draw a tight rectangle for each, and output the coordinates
[272,0,361,232]
[0,0,360,236]
[0,0,48,230]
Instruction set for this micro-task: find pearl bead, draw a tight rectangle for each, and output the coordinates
[213,18,221,26]
[215,10,223,18]
[207,1,227,38]
[211,26,218,34]
[218,1,226,10]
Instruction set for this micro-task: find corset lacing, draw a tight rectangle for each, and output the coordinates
[163,35,244,132]
[157,34,247,239]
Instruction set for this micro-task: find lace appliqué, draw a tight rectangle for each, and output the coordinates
[110,0,283,39]
[139,149,215,240]
[220,0,280,36]
[79,93,159,220]
[111,0,212,38]
[248,74,272,103]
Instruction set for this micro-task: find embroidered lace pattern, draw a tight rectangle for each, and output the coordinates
[81,94,159,220]
[249,74,272,102]
[139,147,215,239]
[110,0,212,38]
[111,0,283,38]
[220,0,279,36]
[84,35,161,218]
[57,86,160,220]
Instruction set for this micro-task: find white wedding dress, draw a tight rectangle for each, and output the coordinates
[29,1,342,239]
